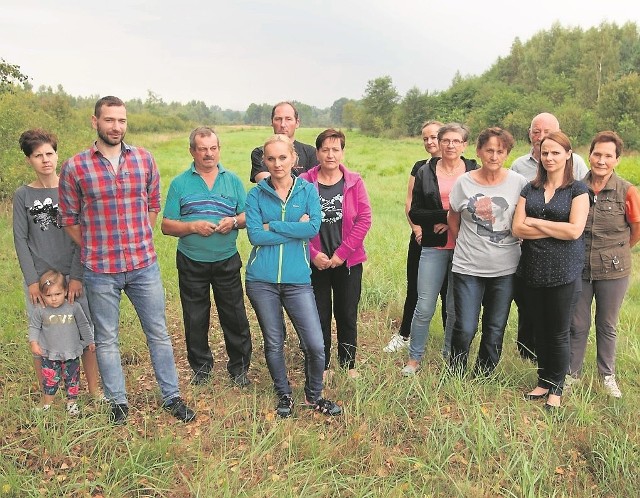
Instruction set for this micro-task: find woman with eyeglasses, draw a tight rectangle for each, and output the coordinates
[447,128,527,377]
[384,120,445,354]
[401,123,477,376]
[513,131,589,410]
[568,131,640,398]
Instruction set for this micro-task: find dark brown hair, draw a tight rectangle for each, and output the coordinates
[94,96,125,118]
[315,128,345,150]
[271,101,298,121]
[19,129,58,156]
[476,127,515,152]
[532,131,574,189]
[589,131,624,158]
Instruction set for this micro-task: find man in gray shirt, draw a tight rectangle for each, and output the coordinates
[510,112,588,181]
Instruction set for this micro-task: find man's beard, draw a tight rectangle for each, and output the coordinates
[97,126,125,146]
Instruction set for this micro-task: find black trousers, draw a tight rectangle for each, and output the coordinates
[177,251,252,377]
[311,263,363,370]
[399,233,447,338]
[514,274,536,361]
[524,278,581,396]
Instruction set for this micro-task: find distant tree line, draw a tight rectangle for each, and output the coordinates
[240,22,640,149]
[349,22,640,148]
[2,22,639,198]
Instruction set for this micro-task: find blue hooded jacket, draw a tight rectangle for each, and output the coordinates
[245,176,321,284]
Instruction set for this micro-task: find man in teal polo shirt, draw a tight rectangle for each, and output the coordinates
[162,127,252,387]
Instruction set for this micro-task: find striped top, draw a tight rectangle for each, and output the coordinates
[163,163,246,262]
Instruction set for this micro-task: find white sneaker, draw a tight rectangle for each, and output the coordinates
[67,402,80,416]
[383,334,409,353]
[564,374,579,391]
[603,375,622,398]
[401,363,420,377]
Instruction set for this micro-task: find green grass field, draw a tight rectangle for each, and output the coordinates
[1,128,639,497]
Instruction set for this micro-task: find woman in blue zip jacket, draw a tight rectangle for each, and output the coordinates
[245,134,342,419]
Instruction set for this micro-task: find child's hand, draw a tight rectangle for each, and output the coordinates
[88,344,96,352]
[30,341,42,356]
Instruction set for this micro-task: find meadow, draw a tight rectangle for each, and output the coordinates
[1,127,639,497]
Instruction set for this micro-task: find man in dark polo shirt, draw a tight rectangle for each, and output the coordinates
[249,101,317,183]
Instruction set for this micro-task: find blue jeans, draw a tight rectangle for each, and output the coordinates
[408,248,455,361]
[83,262,181,405]
[450,272,514,375]
[246,282,325,402]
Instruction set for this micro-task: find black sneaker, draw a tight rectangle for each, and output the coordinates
[162,397,196,422]
[307,397,342,416]
[231,372,251,388]
[276,394,294,418]
[110,403,129,425]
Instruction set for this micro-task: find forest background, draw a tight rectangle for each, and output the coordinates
[2,22,640,197]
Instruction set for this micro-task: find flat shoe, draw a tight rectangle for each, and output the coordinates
[523,391,549,400]
[544,402,561,412]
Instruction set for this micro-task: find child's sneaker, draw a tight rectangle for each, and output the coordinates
[276,395,294,418]
[603,375,622,398]
[67,402,80,416]
[306,397,342,416]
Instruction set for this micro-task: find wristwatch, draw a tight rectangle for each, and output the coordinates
[232,216,238,229]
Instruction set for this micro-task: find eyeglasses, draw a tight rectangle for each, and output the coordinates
[440,139,464,146]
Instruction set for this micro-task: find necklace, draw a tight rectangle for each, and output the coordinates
[437,161,460,176]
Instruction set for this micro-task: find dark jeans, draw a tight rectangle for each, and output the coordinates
[311,263,363,370]
[524,278,581,396]
[513,274,536,361]
[177,251,252,378]
[246,282,325,402]
[449,272,514,375]
[399,234,447,338]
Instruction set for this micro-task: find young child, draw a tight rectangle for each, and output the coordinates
[29,270,95,415]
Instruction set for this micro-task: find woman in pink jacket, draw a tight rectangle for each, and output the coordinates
[300,129,372,379]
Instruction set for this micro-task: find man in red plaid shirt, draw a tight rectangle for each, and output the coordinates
[59,96,195,425]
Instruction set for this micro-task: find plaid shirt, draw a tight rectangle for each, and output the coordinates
[59,142,160,273]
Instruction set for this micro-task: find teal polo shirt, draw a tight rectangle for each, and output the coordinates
[163,162,246,262]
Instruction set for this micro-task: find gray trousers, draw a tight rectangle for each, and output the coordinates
[570,277,629,377]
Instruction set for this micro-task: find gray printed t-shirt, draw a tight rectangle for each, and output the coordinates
[449,170,528,277]
[28,301,94,361]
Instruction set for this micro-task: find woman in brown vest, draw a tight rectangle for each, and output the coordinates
[568,131,640,398]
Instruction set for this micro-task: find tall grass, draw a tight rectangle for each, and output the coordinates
[1,128,638,496]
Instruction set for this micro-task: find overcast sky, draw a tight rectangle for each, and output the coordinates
[2,0,639,111]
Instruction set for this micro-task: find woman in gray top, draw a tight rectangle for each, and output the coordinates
[447,128,527,376]
[12,129,99,395]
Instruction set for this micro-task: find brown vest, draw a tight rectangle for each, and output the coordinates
[582,171,633,281]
